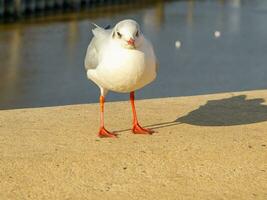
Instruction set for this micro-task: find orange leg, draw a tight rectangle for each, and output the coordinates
[130,91,154,134]
[98,95,117,138]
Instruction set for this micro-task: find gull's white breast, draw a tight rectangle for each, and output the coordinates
[87,39,157,93]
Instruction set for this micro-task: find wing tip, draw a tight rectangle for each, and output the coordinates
[90,22,110,30]
[90,22,100,29]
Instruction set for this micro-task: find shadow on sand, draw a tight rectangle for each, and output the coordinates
[176,95,267,126]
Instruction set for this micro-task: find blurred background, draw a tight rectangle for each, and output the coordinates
[0,0,266,110]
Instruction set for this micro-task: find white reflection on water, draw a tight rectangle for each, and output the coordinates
[143,1,165,30]
[0,27,22,105]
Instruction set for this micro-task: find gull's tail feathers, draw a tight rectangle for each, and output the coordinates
[90,22,112,37]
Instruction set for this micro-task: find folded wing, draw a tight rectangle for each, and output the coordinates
[84,24,112,70]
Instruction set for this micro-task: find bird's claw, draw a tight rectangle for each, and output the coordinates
[98,127,117,138]
[132,123,154,134]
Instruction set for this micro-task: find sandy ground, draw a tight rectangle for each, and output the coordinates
[0,90,267,200]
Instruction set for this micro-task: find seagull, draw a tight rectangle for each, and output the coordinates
[84,19,158,138]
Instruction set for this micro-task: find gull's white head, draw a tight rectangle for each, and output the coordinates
[112,19,144,49]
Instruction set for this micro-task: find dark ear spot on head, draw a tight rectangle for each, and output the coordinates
[117,32,122,38]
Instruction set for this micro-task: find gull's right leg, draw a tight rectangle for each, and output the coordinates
[98,88,117,138]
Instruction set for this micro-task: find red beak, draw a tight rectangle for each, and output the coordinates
[127,38,135,46]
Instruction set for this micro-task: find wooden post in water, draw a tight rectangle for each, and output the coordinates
[14,0,26,17]
[72,0,82,10]
[64,0,82,10]
[36,0,45,11]
[4,0,15,16]
[0,0,138,20]
[55,0,64,9]
[85,0,93,7]
[0,0,4,17]
[64,0,72,9]
[26,0,36,13]
[45,0,55,10]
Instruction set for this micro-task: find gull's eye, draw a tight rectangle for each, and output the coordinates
[117,32,122,38]
[135,31,139,37]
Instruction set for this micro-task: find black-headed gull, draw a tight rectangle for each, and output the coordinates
[85,19,158,138]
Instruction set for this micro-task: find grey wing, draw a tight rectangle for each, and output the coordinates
[84,37,99,70]
[84,26,112,70]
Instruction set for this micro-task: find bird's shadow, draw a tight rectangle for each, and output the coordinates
[117,95,267,132]
[176,95,267,126]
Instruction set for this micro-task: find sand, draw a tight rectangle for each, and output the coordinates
[0,90,267,199]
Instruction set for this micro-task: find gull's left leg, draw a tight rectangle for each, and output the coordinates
[130,91,154,134]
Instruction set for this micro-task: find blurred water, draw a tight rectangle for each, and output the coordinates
[0,0,267,110]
